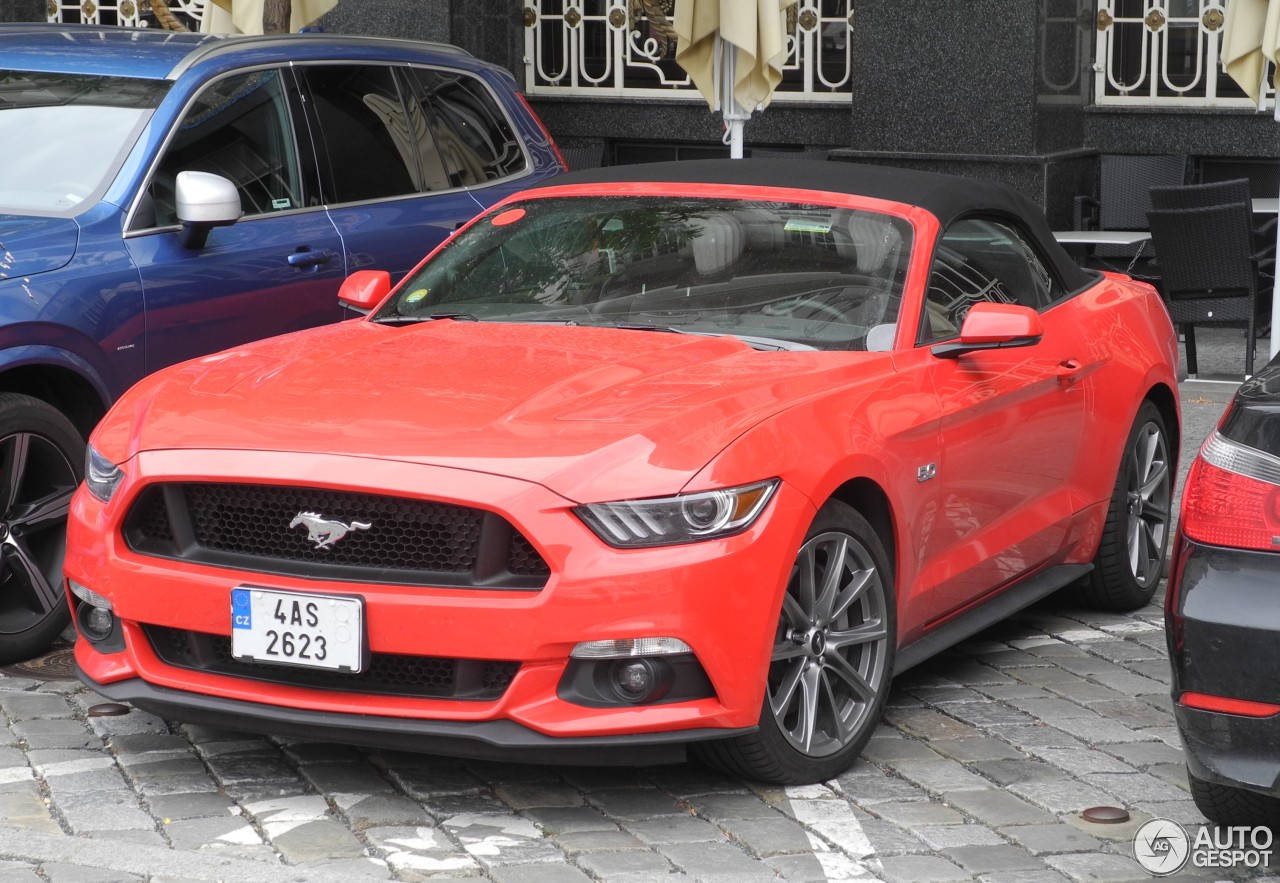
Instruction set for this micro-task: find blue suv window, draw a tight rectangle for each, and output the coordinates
[409,67,527,185]
[298,65,431,203]
[298,64,530,203]
[145,69,301,228]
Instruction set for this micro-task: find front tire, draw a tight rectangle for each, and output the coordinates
[0,394,84,665]
[1073,400,1171,611]
[696,501,895,784]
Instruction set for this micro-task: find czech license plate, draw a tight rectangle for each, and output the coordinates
[231,587,363,672]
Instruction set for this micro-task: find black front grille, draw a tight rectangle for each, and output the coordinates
[123,483,549,589]
[145,625,520,701]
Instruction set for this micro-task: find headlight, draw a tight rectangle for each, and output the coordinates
[575,479,778,548]
[84,445,124,503]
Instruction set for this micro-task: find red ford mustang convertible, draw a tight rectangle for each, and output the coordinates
[65,161,1180,783]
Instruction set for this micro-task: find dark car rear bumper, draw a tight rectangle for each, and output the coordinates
[1167,538,1280,796]
[78,666,752,767]
[1174,704,1280,795]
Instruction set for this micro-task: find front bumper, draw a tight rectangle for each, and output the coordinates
[1167,536,1280,796]
[67,449,815,746]
[79,664,752,766]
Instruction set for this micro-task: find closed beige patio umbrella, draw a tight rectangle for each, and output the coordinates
[673,0,796,158]
[1220,0,1280,358]
[199,0,337,34]
[1222,0,1280,103]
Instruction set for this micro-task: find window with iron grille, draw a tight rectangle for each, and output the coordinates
[47,0,203,30]
[522,0,854,103]
[1095,0,1275,107]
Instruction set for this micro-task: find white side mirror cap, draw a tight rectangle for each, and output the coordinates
[175,171,241,225]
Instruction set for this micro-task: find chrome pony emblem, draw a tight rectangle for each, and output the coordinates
[289,512,372,549]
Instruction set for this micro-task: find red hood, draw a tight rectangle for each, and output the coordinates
[99,320,887,501]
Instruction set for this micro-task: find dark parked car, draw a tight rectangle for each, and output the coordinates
[1168,361,1280,825]
[0,23,563,663]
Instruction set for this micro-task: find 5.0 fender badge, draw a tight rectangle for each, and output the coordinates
[290,512,372,549]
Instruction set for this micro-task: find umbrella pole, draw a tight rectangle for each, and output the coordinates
[1271,98,1279,361]
[725,113,747,159]
[719,40,748,158]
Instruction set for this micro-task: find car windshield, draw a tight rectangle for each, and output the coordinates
[0,71,169,214]
[374,195,914,352]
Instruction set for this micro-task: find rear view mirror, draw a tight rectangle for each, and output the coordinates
[175,171,241,249]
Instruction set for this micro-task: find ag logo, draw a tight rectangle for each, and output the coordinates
[1133,817,1190,876]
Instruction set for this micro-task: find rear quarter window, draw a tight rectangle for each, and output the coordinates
[407,67,527,185]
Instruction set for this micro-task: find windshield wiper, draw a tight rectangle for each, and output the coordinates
[374,312,479,325]
[617,323,814,351]
[614,323,686,334]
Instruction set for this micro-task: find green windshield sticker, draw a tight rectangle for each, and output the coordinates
[272,198,292,210]
[784,219,832,234]
[404,288,429,304]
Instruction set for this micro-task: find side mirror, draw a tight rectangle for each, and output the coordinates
[339,270,392,314]
[931,302,1044,359]
[175,171,241,249]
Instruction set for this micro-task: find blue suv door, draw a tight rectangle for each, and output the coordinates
[124,68,346,373]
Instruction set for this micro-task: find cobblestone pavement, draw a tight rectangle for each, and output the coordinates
[0,372,1263,883]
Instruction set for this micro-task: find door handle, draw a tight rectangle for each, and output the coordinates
[1056,358,1083,385]
[287,248,332,268]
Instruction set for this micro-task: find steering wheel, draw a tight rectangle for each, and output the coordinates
[784,297,851,325]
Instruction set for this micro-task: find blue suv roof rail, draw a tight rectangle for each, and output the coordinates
[167,32,473,79]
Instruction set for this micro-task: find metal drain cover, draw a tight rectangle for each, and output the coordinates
[0,644,77,680]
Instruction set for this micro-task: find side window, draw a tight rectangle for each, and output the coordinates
[918,218,1062,344]
[297,65,428,203]
[143,69,300,229]
[407,68,527,185]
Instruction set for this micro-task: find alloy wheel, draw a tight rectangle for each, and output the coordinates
[767,529,890,758]
[0,429,78,638]
[1125,420,1171,588]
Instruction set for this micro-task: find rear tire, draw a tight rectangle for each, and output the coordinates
[1071,400,1171,611]
[1190,769,1280,828]
[0,394,84,665]
[695,501,895,784]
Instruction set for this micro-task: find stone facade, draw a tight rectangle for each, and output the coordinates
[9,0,1279,224]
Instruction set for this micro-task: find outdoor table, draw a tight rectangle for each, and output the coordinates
[1051,230,1153,245]
[1253,197,1278,214]
[1052,230,1152,267]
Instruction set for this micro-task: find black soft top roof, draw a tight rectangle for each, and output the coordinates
[536,159,1094,292]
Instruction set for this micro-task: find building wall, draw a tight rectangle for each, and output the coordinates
[9,0,1276,222]
[319,0,448,43]
[826,1,1093,227]
[0,0,43,22]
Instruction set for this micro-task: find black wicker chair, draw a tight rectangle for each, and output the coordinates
[1147,202,1267,377]
[1073,155,1186,275]
[1150,179,1277,267]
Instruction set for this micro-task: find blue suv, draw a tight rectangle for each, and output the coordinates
[0,23,564,662]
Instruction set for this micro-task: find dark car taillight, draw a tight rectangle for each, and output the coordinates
[1181,433,1280,552]
[1180,691,1280,717]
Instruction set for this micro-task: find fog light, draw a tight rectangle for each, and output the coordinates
[85,607,113,637]
[70,579,117,644]
[615,660,655,697]
[75,599,116,642]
